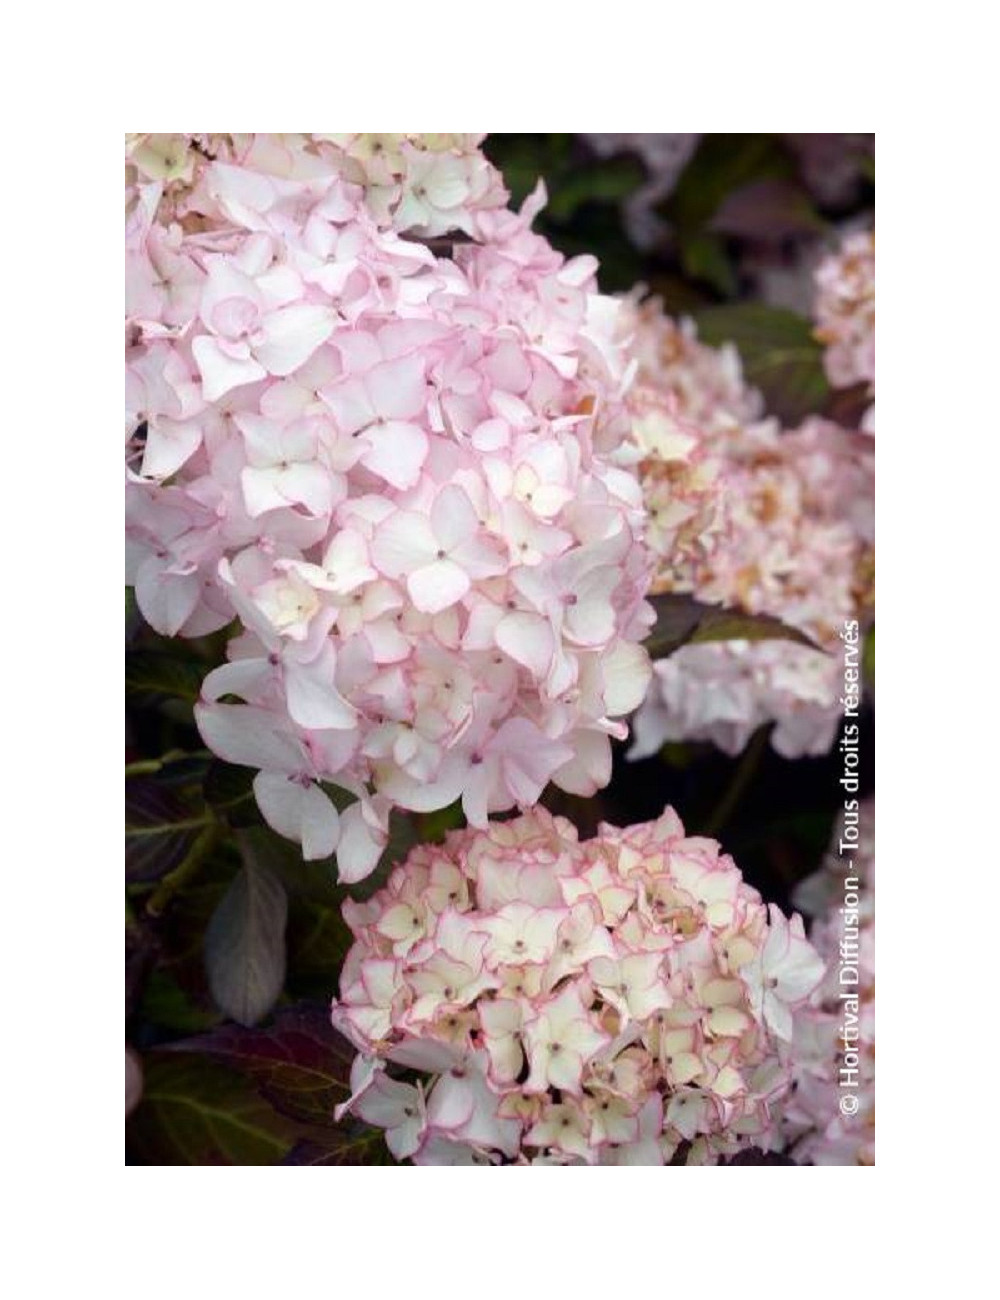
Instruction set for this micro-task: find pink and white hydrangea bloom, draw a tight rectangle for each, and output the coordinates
[780,800,875,1165]
[813,229,875,431]
[126,135,655,879]
[331,807,822,1165]
[621,297,874,761]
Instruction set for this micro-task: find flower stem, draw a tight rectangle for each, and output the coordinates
[125,749,210,779]
[704,726,770,837]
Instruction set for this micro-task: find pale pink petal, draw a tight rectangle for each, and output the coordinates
[253,772,340,860]
[194,703,303,773]
[321,375,376,436]
[495,612,554,678]
[380,754,469,813]
[337,800,390,884]
[192,335,265,402]
[140,418,202,479]
[254,305,337,376]
[240,467,288,517]
[551,731,611,797]
[601,641,652,715]
[425,1075,476,1132]
[135,560,200,637]
[407,560,470,613]
[201,659,272,702]
[359,421,428,490]
[460,767,490,829]
[564,568,618,646]
[199,259,263,330]
[371,510,437,577]
[366,355,427,421]
[285,661,357,731]
[355,1075,418,1129]
[431,484,480,551]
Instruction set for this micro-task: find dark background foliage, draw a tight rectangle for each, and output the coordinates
[125,134,874,1165]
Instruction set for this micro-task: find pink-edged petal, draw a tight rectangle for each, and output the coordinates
[411,1135,479,1166]
[551,731,612,797]
[495,612,554,679]
[371,510,437,577]
[360,958,399,1007]
[195,703,302,773]
[452,533,507,580]
[333,1054,381,1122]
[493,718,573,790]
[321,375,376,436]
[564,568,619,646]
[425,1074,476,1132]
[253,772,340,860]
[240,467,285,518]
[379,753,469,814]
[199,258,263,327]
[201,658,272,702]
[366,354,427,421]
[424,164,469,210]
[233,411,284,464]
[386,1114,425,1161]
[320,530,376,589]
[483,339,532,393]
[254,305,337,377]
[545,1049,586,1094]
[407,560,470,613]
[192,334,265,402]
[135,562,201,637]
[764,999,794,1043]
[431,484,479,551]
[354,1075,418,1129]
[601,641,652,715]
[285,661,357,731]
[242,465,331,519]
[140,418,201,479]
[362,617,412,663]
[386,1038,465,1073]
[359,421,428,490]
[336,800,389,884]
[277,463,335,517]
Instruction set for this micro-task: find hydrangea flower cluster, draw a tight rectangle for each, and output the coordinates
[331,807,823,1165]
[814,229,875,431]
[125,134,508,238]
[125,135,655,879]
[782,800,875,1164]
[623,368,729,597]
[623,300,765,436]
[622,298,874,759]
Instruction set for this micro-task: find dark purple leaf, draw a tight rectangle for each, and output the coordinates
[282,1127,393,1166]
[125,651,205,703]
[169,1004,354,1129]
[204,857,287,1026]
[125,778,210,884]
[693,303,830,425]
[823,381,872,431]
[722,1148,798,1165]
[126,922,159,1020]
[126,1054,295,1166]
[646,593,820,661]
[710,178,825,243]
